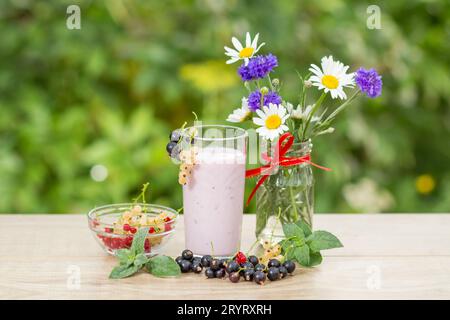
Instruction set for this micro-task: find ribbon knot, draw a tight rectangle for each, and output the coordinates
[245,132,331,206]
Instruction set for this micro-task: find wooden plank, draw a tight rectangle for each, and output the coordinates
[0,214,449,299]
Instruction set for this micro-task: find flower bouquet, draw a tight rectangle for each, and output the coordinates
[224,32,382,241]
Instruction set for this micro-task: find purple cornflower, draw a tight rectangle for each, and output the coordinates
[355,68,382,98]
[238,54,278,81]
[247,90,282,111]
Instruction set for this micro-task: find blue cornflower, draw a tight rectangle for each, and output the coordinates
[238,54,278,81]
[247,90,282,111]
[355,68,382,98]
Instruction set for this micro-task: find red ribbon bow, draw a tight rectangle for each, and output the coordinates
[245,132,331,206]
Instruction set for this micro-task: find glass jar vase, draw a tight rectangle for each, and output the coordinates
[255,140,314,243]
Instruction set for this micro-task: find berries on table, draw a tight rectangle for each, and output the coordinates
[191,260,203,273]
[205,268,215,279]
[240,262,254,275]
[200,255,212,267]
[181,249,194,261]
[215,268,226,279]
[209,259,220,271]
[279,266,288,279]
[267,259,281,268]
[267,267,281,281]
[175,256,183,265]
[283,260,296,274]
[229,272,240,283]
[179,260,192,273]
[235,251,247,264]
[226,261,240,274]
[219,259,227,268]
[254,263,266,272]
[248,255,259,266]
[254,271,266,285]
[243,269,255,281]
[192,256,202,264]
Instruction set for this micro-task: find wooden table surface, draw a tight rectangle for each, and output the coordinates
[0,214,449,300]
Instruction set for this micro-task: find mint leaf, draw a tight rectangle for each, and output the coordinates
[146,255,181,278]
[109,264,140,279]
[131,227,149,254]
[308,251,323,267]
[282,223,305,239]
[306,230,343,252]
[294,245,310,266]
[295,219,312,237]
[134,253,149,268]
[116,249,133,265]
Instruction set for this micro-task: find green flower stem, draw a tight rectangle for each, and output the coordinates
[323,90,360,124]
[289,184,299,223]
[302,92,327,140]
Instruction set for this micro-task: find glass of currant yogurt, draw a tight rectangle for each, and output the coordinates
[180,125,248,258]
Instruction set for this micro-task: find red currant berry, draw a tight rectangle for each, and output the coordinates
[123,224,131,232]
[235,251,247,264]
[144,239,151,252]
[164,223,172,232]
[149,227,155,234]
[124,236,133,247]
[164,217,171,222]
[130,227,137,234]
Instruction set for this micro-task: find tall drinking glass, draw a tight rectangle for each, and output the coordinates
[180,125,248,258]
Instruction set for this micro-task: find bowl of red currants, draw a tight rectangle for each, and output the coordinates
[87,203,178,256]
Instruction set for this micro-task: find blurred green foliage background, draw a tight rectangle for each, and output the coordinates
[1,0,449,214]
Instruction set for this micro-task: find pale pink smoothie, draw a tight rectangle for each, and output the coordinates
[183,147,246,257]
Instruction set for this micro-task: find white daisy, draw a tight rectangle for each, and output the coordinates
[309,55,355,100]
[285,102,312,120]
[253,103,289,141]
[226,97,251,123]
[224,32,265,66]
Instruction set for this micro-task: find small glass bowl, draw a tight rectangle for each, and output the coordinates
[87,203,178,256]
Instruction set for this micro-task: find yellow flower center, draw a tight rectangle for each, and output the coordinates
[415,174,435,195]
[321,75,339,89]
[265,115,282,129]
[239,47,254,58]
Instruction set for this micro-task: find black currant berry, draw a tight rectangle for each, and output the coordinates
[210,259,220,271]
[191,260,203,273]
[254,263,266,272]
[240,262,254,275]
[181,249,194,261]
[268,259,281,268]
[267,267,281,281]
[215,268,226,279]
[229,272,240,283]
[243,269,255,281]
[200,255,212,267]
[192,256,202,264]
[175,256,183,265]
[248,255,259,266]
[279,266,288,279]
[226,261,240,274]
[283,260,296,274]
[179,260,191,273]
[254,270,266,285]
[166,141,177,155]
[169,130,181,142]
[219,259,227,268]
[205,268,215,278]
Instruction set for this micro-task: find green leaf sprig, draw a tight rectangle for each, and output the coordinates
[109,227,180,279]
[279,219,343,267]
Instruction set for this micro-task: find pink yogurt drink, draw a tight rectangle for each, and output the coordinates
[182,126,247,257]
